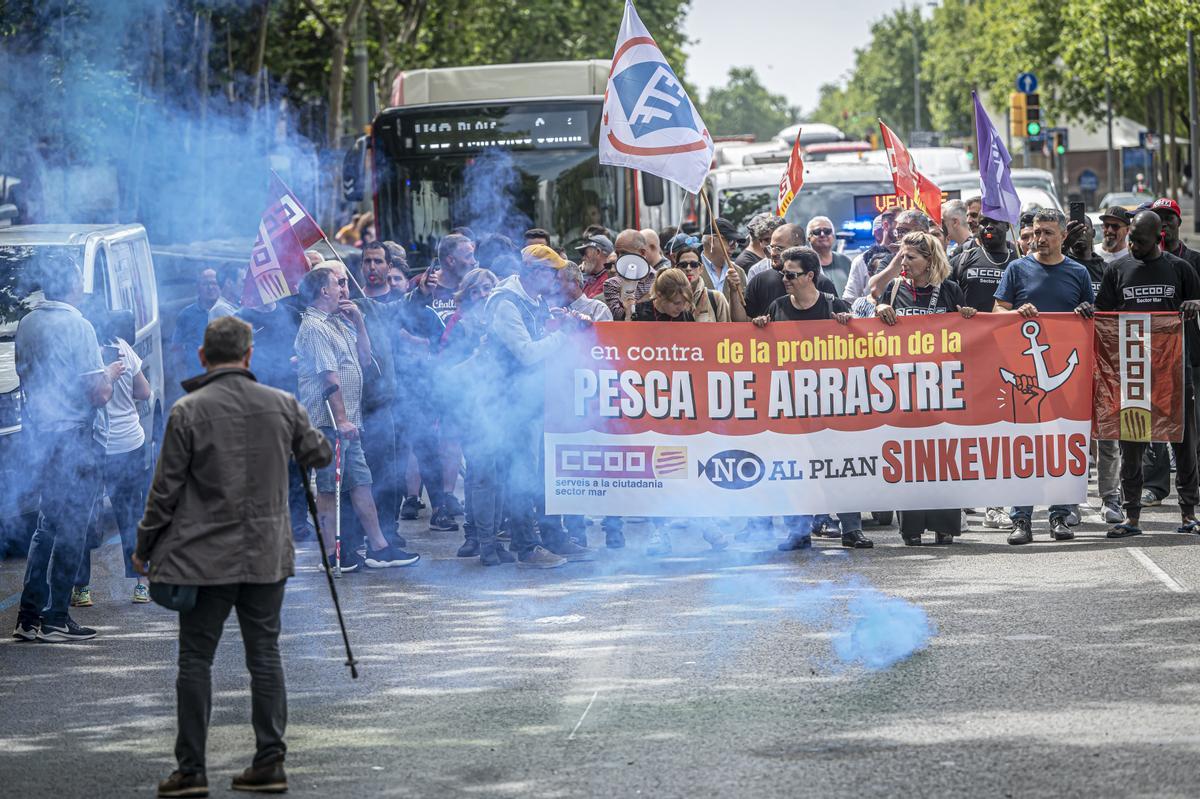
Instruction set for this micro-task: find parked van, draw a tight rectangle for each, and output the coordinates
[0,224,164,554]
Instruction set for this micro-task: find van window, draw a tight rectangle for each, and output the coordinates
[110,240,153,330]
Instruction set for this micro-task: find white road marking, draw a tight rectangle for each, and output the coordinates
[1128,548,1187,593]
[567,691,599,741]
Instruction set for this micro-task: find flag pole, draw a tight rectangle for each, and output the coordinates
[699,190,744,307]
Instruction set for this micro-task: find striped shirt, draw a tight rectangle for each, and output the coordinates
[295,306,363,429]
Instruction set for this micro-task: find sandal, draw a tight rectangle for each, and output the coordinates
[1107,522,1143,539]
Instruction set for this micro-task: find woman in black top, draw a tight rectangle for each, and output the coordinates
[873,232,975,545]
[629,268,726,555]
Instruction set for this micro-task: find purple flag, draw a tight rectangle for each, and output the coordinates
[973,92,1021,229]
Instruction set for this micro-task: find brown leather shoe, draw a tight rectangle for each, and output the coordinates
[158,771,208,798]
[231,760,287,793]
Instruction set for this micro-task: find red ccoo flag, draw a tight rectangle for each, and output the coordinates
[776,130,804,217]
[878,120,943,225]
[1092,312,1185,442]
[242,173,325,308]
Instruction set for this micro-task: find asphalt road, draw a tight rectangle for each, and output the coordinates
[4,488,1200,798]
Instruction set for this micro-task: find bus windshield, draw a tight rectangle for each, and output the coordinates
[373,101,623,269]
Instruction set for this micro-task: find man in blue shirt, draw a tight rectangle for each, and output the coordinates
[993,208,1095,545]
[12,252,125,642]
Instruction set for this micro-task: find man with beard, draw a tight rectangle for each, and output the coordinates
[573,233,614,298]
[744,223,838,318]
[1098,206,1131,263]
[1087,211,1200,537]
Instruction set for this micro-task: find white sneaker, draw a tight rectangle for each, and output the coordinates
[1102,498,1124,524]
[1064,508,1081,527]
[983,508,1013,529]
[702,529,729,551]
[646,528,672,556]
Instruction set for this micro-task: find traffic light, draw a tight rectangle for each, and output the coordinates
[1025,93,1041,137]
[1009,92,1027,139]
[1053,129,1067,155]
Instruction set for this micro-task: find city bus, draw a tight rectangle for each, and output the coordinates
[346,60,685,268]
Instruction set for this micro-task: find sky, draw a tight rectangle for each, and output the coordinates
[683,0,917,116]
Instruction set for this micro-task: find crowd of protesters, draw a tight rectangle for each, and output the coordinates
[10,191,1200,644]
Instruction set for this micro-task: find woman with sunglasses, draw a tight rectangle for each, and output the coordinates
[666,234,730,322]
[629,268,729,555]
[869,231,975,545]
[750,247,873,551]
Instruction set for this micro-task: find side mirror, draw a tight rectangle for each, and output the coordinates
[641,172,664,207]
[342,136,369,203]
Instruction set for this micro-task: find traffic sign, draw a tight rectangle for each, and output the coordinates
[1016,72,1038,94]
[1079,169,1099,191]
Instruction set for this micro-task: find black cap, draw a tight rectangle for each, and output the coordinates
[1098,206,1132,225]
[712,217,744,242]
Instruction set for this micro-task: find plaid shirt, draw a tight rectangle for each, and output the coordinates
[294,306,363,429]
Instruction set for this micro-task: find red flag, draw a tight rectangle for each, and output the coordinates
[242,202,310,308]
[878,121,943,225]
[267,171,326,249]
[1093,313,1185,442]
[776,131,804,217]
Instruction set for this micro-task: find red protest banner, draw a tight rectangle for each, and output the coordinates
[1092,312,1185,442]
[776,132,804,217]
[544,314,1093,516]
[242,203,310,308]
[879,121,943,225]
[267,171,326,248]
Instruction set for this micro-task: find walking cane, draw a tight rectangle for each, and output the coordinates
[322,385,344,578]
[301,468,359,679]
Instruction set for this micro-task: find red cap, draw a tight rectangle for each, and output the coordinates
[1151,198,1182,219]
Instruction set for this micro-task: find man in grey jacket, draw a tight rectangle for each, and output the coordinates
[134,316,332,798]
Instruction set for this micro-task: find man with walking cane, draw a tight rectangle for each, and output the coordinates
[294,266,419,571]
[133,316,333,797]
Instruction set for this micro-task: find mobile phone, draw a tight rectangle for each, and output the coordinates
[102,345,120,365]
[1069,201,1086,225]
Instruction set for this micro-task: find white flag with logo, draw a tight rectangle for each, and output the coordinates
[599,0,713,194]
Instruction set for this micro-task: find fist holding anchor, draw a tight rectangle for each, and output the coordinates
[999,319,1078,424]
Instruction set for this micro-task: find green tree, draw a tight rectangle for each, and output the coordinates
[700,66,795,141]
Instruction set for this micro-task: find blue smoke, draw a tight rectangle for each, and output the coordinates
[0,0,322,242]
[459,149,532,241]
[832,585,933,670]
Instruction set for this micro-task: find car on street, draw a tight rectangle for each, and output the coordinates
[1097,191,1154,211]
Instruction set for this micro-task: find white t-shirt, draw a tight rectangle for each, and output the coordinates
[94,338,146,454]
[208,298,238,321]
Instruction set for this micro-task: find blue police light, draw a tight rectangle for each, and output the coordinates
[842,220,873,232]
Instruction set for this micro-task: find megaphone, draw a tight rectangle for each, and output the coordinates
[614,253,649,281]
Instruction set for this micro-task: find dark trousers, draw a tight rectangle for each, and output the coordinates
[287,460,310,537]
[394,400,443,507]
[76,446,147,585]
[19,426,101,627]
[463,437,504,552]
[1143,368,1200,500]
[1122,376,1199,517]
[176,580,288,775]
[346,405,398,548]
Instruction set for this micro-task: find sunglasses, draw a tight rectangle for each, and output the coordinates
[1101,222,1126,230]
[782,270,806,281]
[809,227,833,237]
[677,261,701,270]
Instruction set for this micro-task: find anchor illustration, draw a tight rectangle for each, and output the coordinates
[998,320,1079,422]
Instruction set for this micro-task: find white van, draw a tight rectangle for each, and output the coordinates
[0,224,164,553]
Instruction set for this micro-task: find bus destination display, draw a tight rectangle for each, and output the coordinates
[402,109,593,154]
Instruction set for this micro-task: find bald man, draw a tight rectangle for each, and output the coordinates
[603,229,654,320]
[1092,211,1200,536]
[641,228,669,271]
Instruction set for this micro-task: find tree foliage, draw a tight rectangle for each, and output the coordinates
[700,67,795,141]
[817,0,1200,142]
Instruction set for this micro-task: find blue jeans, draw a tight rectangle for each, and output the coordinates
[19,426,102,627]
[76,446,148,586]
[1008,504,1075,523]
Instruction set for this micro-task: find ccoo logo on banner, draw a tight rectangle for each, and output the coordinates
[599,0,713,194]
[1092,312,1185,442]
